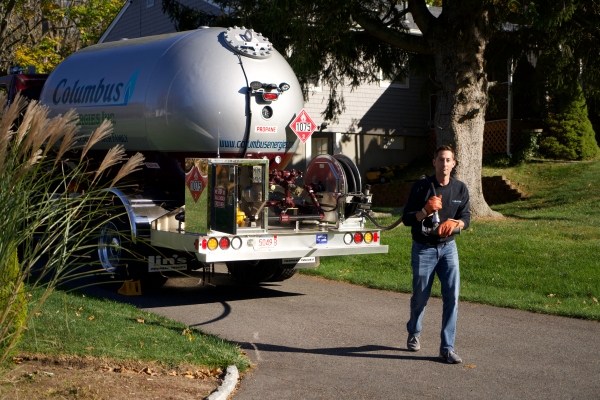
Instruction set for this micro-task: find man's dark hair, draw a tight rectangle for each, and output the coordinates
[434,145,455,159]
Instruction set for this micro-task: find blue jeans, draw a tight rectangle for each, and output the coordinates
[406,240,460,352]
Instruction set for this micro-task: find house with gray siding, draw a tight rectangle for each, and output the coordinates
[99,0,436,179]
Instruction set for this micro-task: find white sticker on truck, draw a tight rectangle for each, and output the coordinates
[282,257,316,264]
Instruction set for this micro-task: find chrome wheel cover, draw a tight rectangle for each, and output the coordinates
[98,221,121,273]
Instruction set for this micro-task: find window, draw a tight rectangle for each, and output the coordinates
[312,137,329,155]
[380,135,405,150]
[146,0,154,7]
[379,69,409,89]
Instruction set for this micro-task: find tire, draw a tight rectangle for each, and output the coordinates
[93,211,168,292]
[267,267,297,282]
[226,259,279,284]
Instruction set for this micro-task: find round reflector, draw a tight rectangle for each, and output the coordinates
[364,232,373,244]
[353,232,363,244]
[343,232,353,245]
[219,237,230,250]
[207,237,219,251]
[231,236,242,250]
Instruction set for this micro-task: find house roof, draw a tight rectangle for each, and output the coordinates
[99,0,221,43]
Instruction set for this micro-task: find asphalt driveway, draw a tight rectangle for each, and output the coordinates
[97,269,600,399]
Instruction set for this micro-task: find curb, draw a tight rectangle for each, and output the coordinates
[206,365,239,400]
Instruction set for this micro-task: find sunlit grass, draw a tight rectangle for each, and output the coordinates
[18,288,251,372]
[303,159,600,320]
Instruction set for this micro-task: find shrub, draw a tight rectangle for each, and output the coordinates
[540,85,599,160]
[0,249,27,359]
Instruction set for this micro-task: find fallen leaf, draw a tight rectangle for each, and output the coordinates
[167,371,177,376]
[85,346,94,350]
[593,298,598,304]
[547,294,555,297]
[185,353,192,357]
[464,364,476,369]
[136,318,145,323]
[88,316,95,321]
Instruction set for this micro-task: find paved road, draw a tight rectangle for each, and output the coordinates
[95,269,600,399]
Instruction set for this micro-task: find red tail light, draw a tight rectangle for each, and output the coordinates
[219,237,231,250]
[263,92,278,101]
[354,232,363,244]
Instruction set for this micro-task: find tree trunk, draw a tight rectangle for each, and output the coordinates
[428,5,501,219]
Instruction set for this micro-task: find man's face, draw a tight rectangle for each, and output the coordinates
[433,150,456,176]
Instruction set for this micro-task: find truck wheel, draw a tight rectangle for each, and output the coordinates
[268,267,297,282]
[94,214,167,291]
[226,260,279,283]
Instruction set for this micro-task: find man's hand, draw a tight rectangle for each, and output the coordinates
[437,219,459,238]
[424,195,442,214]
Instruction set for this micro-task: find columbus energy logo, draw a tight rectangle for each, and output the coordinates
[51,69,140,107]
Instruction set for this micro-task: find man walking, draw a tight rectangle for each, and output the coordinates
[402,145,470,364]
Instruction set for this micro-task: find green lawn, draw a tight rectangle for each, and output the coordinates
[18,287,251,372]
[302,158,600,320]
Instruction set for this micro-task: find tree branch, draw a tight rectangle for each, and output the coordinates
[351,6,431,55]
[407,0,436,36]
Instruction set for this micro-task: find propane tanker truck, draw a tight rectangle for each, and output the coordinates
[2,26,388,290]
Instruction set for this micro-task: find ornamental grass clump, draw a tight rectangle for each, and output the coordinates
[0,93,144,366]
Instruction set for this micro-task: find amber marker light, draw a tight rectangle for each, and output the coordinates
[364,232,373,244]
[207,237,219,250]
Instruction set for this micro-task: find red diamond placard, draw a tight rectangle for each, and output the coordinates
[185,166,207,203]
[289,109,317,143]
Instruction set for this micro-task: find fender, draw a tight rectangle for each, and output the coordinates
[104,188,171,242]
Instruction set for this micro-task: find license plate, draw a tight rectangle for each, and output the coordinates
[258,235,277,248]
